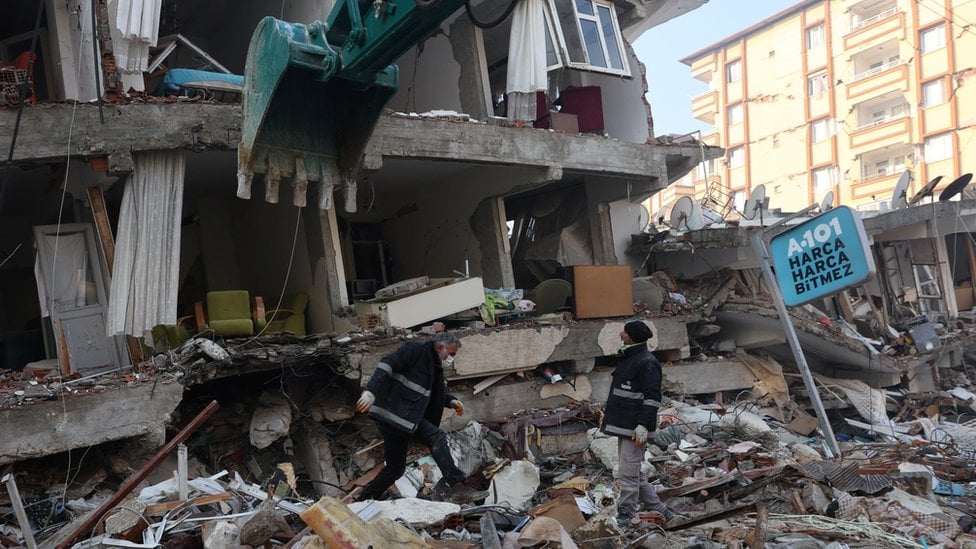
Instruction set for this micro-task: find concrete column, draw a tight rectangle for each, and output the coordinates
[471,196,515,288]
[319,207,348,309]
[449,16,492,121]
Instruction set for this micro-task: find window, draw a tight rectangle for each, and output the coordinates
[808,72,829,96]
[732,190,746,212]
[726,60,741,83]
[811,118,834,142]
[920,25,946,53]
[548,0,629,75]
[728,146,745,168]
[727,103,743,125]
[806,24,825,50]
[812,166,836,195]
[922,79,946,107]
[924,134,952,162]
[694,159,715,180]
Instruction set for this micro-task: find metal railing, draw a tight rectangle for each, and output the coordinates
[850,6,899,31]
[860,165,906,182]
[854,108,908,131]
[851,57,902,82]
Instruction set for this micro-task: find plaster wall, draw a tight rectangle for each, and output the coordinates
[580,46,650,144]
[380,166,551,281]
[389,26,465,114]
[608,198,648,270]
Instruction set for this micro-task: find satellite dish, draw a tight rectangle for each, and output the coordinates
[909,175,942,205]
[939,173,973,201]
[687,201,707,230]
[820,190,835,212]
[890,170,912,210]
[669,196,695,230]
[741,184,766,220]
[636,204,650,232]
[653,205,668,226]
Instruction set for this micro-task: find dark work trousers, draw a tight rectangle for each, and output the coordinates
[359,418,466,500]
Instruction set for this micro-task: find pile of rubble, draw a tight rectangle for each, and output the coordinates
[5,352,976,548]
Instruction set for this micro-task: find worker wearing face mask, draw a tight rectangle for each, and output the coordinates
[355,329,467,501]
[602,320,673,527]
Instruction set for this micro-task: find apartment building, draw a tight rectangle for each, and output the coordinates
[650,0,976,219]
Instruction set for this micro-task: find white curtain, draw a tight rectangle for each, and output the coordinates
[506,0,548,121]
[113,0,162,73]
[107,150,185,336]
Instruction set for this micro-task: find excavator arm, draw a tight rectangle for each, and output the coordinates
[238,0,469,211]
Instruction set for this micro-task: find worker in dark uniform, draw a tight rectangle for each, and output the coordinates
[601,320,672,527]
[355,331,467,501]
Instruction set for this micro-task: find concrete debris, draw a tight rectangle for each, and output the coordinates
[249,389,293,449]
[486,459,541,509]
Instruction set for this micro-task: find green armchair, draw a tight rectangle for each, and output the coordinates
[525,279,573,315]
[195,290,266,337]
[149,315,195,353]
[264,293,309,336]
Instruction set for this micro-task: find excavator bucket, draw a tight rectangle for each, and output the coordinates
[237,17,397,211]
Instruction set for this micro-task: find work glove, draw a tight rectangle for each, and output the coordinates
[449,399,464,417]
[632,425,648,448]
[356,390,375,414]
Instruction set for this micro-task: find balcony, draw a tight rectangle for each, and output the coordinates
[844,10,905,50]
[850,116,911,152]
[846,62,909,100]
[688,55,715,83]
[691,90,718,124]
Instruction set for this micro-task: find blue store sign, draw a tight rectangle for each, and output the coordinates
[769,206,875,307]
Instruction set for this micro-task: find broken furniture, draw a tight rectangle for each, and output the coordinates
[354,277,485,328]
[263,293,309,336]
[572,265,633,319]
[525,279,573,315]
[195,290,266,337]
[150,315,195,352]
[148,34,242,102]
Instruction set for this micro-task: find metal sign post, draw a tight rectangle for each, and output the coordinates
[750,230,842,459]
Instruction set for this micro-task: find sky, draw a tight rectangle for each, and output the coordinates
[633,0,801,137]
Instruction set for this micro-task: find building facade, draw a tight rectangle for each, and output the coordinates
[650,0,976,219]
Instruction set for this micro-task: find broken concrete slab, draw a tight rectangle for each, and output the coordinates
[486,460,540,510]
[296,428,345,498]
[250,390,292,449]
[0,380,182,465]
[347,497,460,526]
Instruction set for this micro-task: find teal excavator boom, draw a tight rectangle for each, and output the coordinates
[238,0,469,211]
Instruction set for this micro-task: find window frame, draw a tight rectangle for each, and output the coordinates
[726,60,742,83]
[924,133,952,163]
[807,71,829,96]
[810,118,834,143]
[921,79,946,108]
[545,0,631,77]
[806,23,826,50]
[727,103,744,126]
[920,24,946,53]
[812,166,837,195]
[728,146,745,168]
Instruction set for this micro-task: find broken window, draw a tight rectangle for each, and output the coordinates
[547,0,629,76]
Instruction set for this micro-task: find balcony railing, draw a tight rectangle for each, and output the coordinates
[851,58,902,82]
[851,6,898,31]
[861,165,906,182]
[854,109,908,130]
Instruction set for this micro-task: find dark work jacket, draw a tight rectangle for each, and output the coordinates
[601,343,662,439]
[366,340,456,434]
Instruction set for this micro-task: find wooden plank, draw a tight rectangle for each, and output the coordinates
[145,493,232,516]
[57,320,71,375]
[572,265,633,319]
[86,185,115,275]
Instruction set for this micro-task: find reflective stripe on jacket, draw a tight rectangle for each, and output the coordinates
[365,340,455,434]
[601,343,662,439]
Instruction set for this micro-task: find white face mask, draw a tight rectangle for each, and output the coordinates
[442,355,455,367]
